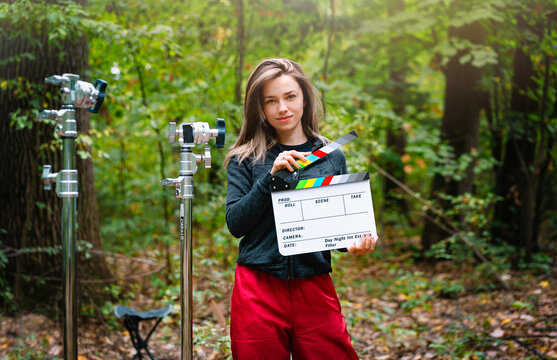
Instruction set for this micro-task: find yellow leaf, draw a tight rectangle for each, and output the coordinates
[540,281,549,288]
[431,105,443,115]
[78,356,87,360]
[501,318,511,325]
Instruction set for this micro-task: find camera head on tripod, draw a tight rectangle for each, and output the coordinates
[169,118,225,148]
[38,74,108,138]
[45,73,107,113]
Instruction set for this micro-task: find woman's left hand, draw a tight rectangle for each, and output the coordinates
[347,233,378,256]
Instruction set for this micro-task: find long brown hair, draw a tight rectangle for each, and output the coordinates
[224,58,325,166]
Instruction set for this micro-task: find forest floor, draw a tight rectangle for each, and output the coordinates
[1,238,556,360]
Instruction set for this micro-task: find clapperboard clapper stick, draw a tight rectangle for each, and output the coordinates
[270,131,378,256]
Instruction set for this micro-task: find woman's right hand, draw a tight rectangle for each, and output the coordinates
[270,150,311,174]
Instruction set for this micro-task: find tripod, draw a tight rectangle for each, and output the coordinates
[39,74,107,360]
[161,119,225,360]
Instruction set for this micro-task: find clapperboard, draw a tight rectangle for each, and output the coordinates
[270,131,377,256]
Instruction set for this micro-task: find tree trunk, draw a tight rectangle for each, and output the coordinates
[384,0,410,221]
[421,20,486,251]
[322,0,335,84]
[491,20,539,259]
[234,0,245,105]
[0,0,110,311]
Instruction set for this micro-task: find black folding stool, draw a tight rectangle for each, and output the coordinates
[114,304,172,360]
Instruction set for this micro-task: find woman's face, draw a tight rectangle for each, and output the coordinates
[262,74,306,144]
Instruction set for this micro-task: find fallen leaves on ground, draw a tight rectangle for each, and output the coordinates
[1,244,556,360]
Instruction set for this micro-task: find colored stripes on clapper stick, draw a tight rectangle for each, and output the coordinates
[297,130,358,169]
[291,172,369,191]
[271,130,359,183]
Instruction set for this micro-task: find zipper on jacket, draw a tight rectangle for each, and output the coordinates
[287,257,293,280]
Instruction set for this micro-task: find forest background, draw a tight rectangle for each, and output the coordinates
[1,0,556,359]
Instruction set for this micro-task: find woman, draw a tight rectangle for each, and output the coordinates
[225,58,377,359]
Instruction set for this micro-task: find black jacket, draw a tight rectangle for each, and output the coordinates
[225,138,347,280]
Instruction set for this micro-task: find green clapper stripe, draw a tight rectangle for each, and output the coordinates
[295,179,308,189]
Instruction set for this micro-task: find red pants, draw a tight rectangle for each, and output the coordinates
[230,264,359,360]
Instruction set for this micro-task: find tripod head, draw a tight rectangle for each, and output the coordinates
[169,118,225,148]
[37,74,108,138]
[38,74,107,193]
[44,73,107,112]
[161,118,225,199]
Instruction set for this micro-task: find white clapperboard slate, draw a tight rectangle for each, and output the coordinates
[269,131,377,256]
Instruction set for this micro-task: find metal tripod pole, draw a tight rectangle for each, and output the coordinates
[162,147,196,360]
[180,196,193,359]
[179,148,194,360]
[61,130,78,360]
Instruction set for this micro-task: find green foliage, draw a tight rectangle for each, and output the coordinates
[0,0,89,46]
[84,0,237,256]
[76,0,555,281]
[2,0,553,262]
[442,193,499,232]
[517,250,553,273]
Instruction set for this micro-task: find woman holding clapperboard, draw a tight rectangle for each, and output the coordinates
[224,58,378,359]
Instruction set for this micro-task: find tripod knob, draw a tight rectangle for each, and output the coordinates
[45,74,75,86]
[203,148,211,168]
[88,79,108,114]
[37,109,58,121]
[42,165,57,191]
[169,122,177,143]
[216,118,225,148]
